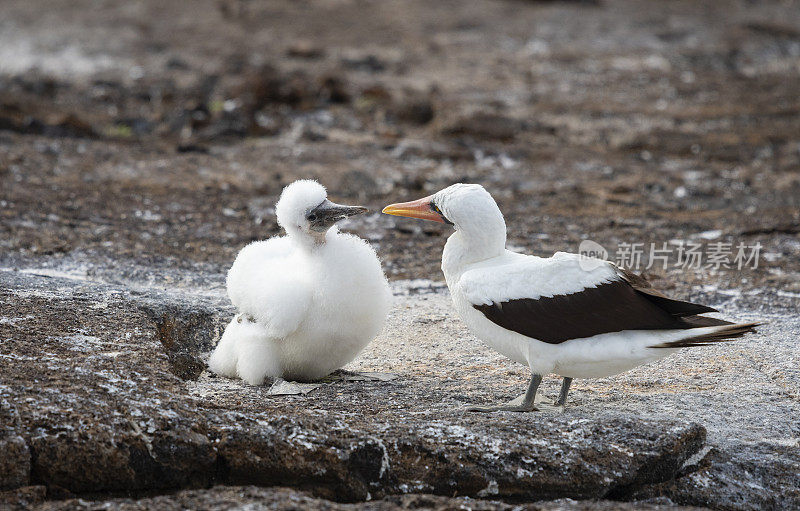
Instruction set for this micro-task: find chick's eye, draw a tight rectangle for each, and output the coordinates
[307,214,317,221]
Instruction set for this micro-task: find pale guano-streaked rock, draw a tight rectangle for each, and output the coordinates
[1,260,798,509]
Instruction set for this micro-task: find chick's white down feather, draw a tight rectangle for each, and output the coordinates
[209,180,391,384]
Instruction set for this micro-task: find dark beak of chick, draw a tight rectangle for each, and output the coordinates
[307,199,368,232]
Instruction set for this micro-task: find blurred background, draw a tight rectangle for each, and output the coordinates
[1,0,799,300]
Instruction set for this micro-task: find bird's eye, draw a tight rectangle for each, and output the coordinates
[307,214,317,221]
[430,202,453,225]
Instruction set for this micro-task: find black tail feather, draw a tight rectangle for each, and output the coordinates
[650,322,761,348]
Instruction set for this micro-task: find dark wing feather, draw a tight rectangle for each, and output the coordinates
[615,266,718,316]
[473,279,708,344]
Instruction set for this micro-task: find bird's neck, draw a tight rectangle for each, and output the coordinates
[292,227,331,250]
[442,225,506,282]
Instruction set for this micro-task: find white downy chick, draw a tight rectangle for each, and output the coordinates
[209,180,391,384]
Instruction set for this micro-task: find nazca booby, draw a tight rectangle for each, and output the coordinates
[209,180,391,385]
[383,183,759,412]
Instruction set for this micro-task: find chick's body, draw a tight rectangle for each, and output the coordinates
[209,180,391,385]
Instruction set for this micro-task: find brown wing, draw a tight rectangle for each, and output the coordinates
[473,278,726,344]
[614,266,718,317]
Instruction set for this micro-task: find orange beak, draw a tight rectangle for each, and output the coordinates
[382,195,445,223]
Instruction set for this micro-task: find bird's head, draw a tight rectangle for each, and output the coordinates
[276,180,367,242]
[382,183,504,234]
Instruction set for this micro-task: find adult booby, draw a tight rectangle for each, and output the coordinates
[209,180,391,385]
[383,183,758,412]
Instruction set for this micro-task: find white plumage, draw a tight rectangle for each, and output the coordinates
[458,251,618,304]
[209,180,391,384]
[383,183,758,411]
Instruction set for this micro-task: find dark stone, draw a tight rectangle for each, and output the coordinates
[144,305,226,363]
[440,112,524,141]
[0,436,30,490]
[214,423,370,502]
[318,74,350,104]
[30,429,139,493]
[0,485,46,510]
[168,351,207,380]
[630,447,800,510]
[347,438,389,484]
[0,110,96,139]
[341,55,386,73]
[390,97,435,126]
[165,57,190,70]
[176,143,210,154]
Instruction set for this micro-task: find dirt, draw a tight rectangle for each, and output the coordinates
[1,0,799,289]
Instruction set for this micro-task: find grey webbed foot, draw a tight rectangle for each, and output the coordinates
[467,402,539,413]
[466,374,543,413]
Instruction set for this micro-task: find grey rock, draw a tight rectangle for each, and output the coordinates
[0,436,30,490]
[1,267,713,506]
[22,485,708,510]
[0,485,47,510]
[631,447,800,510]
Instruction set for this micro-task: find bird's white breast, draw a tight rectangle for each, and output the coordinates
[443,245,532,366]
[276,231,391,380]
[224,230,390,382]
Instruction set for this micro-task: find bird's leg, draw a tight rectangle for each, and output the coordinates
[467,374,542,413]
[555,377,573,406]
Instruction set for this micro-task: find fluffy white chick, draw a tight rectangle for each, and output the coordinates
[209,180,391,384]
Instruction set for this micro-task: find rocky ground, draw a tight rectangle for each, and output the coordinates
[1,0,799,509]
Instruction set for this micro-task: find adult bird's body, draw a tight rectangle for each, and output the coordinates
[209,180,391,385]
[383,183,758,412]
